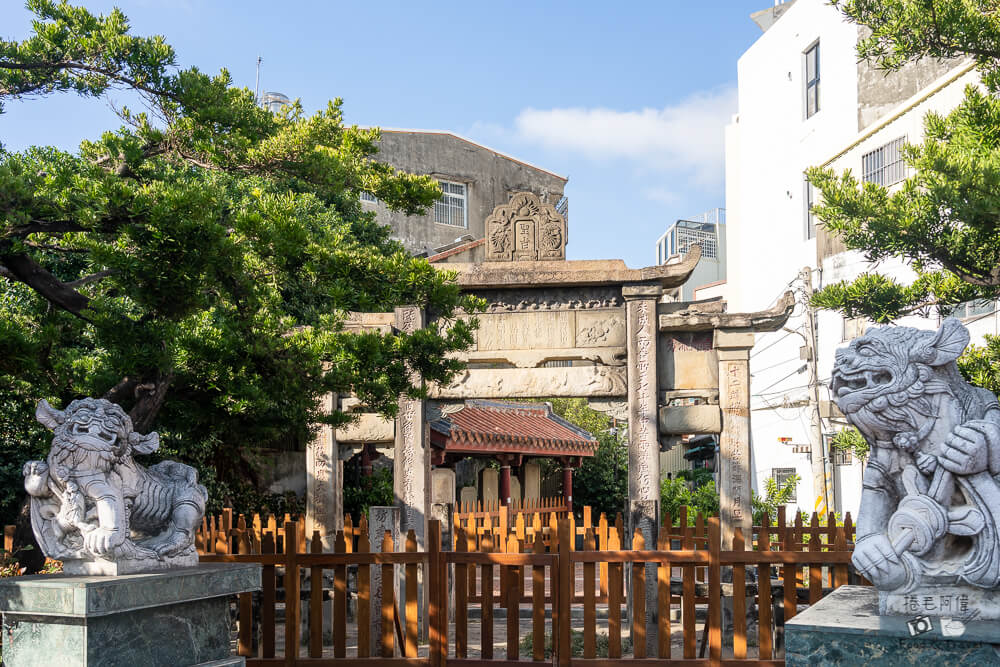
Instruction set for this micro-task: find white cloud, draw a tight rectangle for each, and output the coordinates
[642,187,680,205]
[513,86,736,187]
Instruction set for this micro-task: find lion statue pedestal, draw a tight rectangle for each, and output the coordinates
[0,398,261,666]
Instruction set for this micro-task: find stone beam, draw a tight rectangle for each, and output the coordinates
[658,291,795,332]
[461,347,625,369]
[428,365,627,399]
[442,245,700,290]
[336,413,395,443]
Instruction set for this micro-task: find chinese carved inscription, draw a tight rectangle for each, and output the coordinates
[484,192,566,262]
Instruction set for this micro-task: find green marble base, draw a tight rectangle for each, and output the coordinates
[0,563,260,667]
[786,585,1000,666]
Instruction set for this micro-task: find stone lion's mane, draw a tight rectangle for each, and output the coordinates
[46,398,133,485]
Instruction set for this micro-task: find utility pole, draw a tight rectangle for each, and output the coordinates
[799,267,832,516]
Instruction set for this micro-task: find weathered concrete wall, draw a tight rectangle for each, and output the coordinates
[366,131,566,255]
[857,28,966,130]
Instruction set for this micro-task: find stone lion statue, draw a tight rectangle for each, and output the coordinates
[22,398,207,575]
[833,318,1000,616]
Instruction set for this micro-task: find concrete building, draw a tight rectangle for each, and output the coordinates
[655,208,727,302]
[724,0,997,519]
[363,130,568,256]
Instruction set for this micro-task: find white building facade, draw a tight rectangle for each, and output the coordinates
[725,0,997,519]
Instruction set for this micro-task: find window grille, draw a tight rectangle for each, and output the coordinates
[676,225,718,259]
[805,42,820,118]
[945,299,996,320]
[433,180,467,227]
[360,191,377,203]
[862,137,906,186]
[541,360,573,368]
[834,449,853,466]
[772,467,798,501]
[804,175,816,240]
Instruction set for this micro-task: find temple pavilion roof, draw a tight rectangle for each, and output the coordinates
[429,400,599,458]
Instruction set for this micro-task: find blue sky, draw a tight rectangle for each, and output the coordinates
[3,1,769,268]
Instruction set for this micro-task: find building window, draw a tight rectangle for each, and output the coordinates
[772,467,798,501]
[862,136,906,186]
[433,180,467,227]
[945,299,996,320]
[804,175,816,240]
[804,42,820,118]
[360,191,377,204]
[834,448,853,466]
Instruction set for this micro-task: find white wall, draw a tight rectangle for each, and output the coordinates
[725,0,859,516]
[816,66,992,516]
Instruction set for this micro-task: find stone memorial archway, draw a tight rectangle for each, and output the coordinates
[305,192,794,650]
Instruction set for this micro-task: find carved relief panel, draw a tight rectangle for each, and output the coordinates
[485,192,566,262]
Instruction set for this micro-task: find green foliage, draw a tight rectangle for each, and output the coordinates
[344,467,393,519]
[830,427,870,463]
[959,333,1000,394]
[520,630,632,659]
[809,2,1000,323]
[751,473,799,526]
[0,2,480,525]
[536,398,627,518]
[661,468,720,524]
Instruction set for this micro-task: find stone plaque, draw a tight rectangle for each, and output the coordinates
[485,192,566,262]
[476,311,575,351]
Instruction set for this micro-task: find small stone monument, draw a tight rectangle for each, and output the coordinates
[787,318,1000,665]
[0,398,261,666]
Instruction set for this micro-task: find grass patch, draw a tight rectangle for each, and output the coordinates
[519,629,633,658]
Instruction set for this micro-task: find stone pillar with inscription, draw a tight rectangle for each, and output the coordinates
[624,283,661,655]
[394,306,430,639]
[715,330,754,550]
[306,391,342,549]
[394,306,430,550]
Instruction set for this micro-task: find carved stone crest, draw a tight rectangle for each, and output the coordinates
[833,319,1000,618]
[22,398,207,575]
[485,192,567,262]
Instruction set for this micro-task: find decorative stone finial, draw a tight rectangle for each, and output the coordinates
[833,318,1000,618]
[484,191,566,262]
[23,397,207,575]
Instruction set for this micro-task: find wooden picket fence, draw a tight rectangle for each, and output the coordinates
[195,505,859,667]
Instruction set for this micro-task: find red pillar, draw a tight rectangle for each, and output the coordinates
[563,465,573,505]
[361,444,373,477]
[500,464,512,506]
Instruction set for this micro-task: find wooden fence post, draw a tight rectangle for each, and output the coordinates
[733,527,747,660]
[380,531,395,657]
[556,518,571,667]
[309,531,323,659]
[708,516,722,666]
[284,521,300,665]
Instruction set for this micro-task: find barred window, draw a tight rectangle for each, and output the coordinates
[804,175,816,240]
[772,467,798,501]
[804,42,820,119]
[834,449,853,466]
[433,180,467,227]
[862,137,906,186]
[360,191,377,203]
[946,299,995,320]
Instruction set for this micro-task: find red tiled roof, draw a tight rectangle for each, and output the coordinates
[427,237,485,263]
[430,400,599,457]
